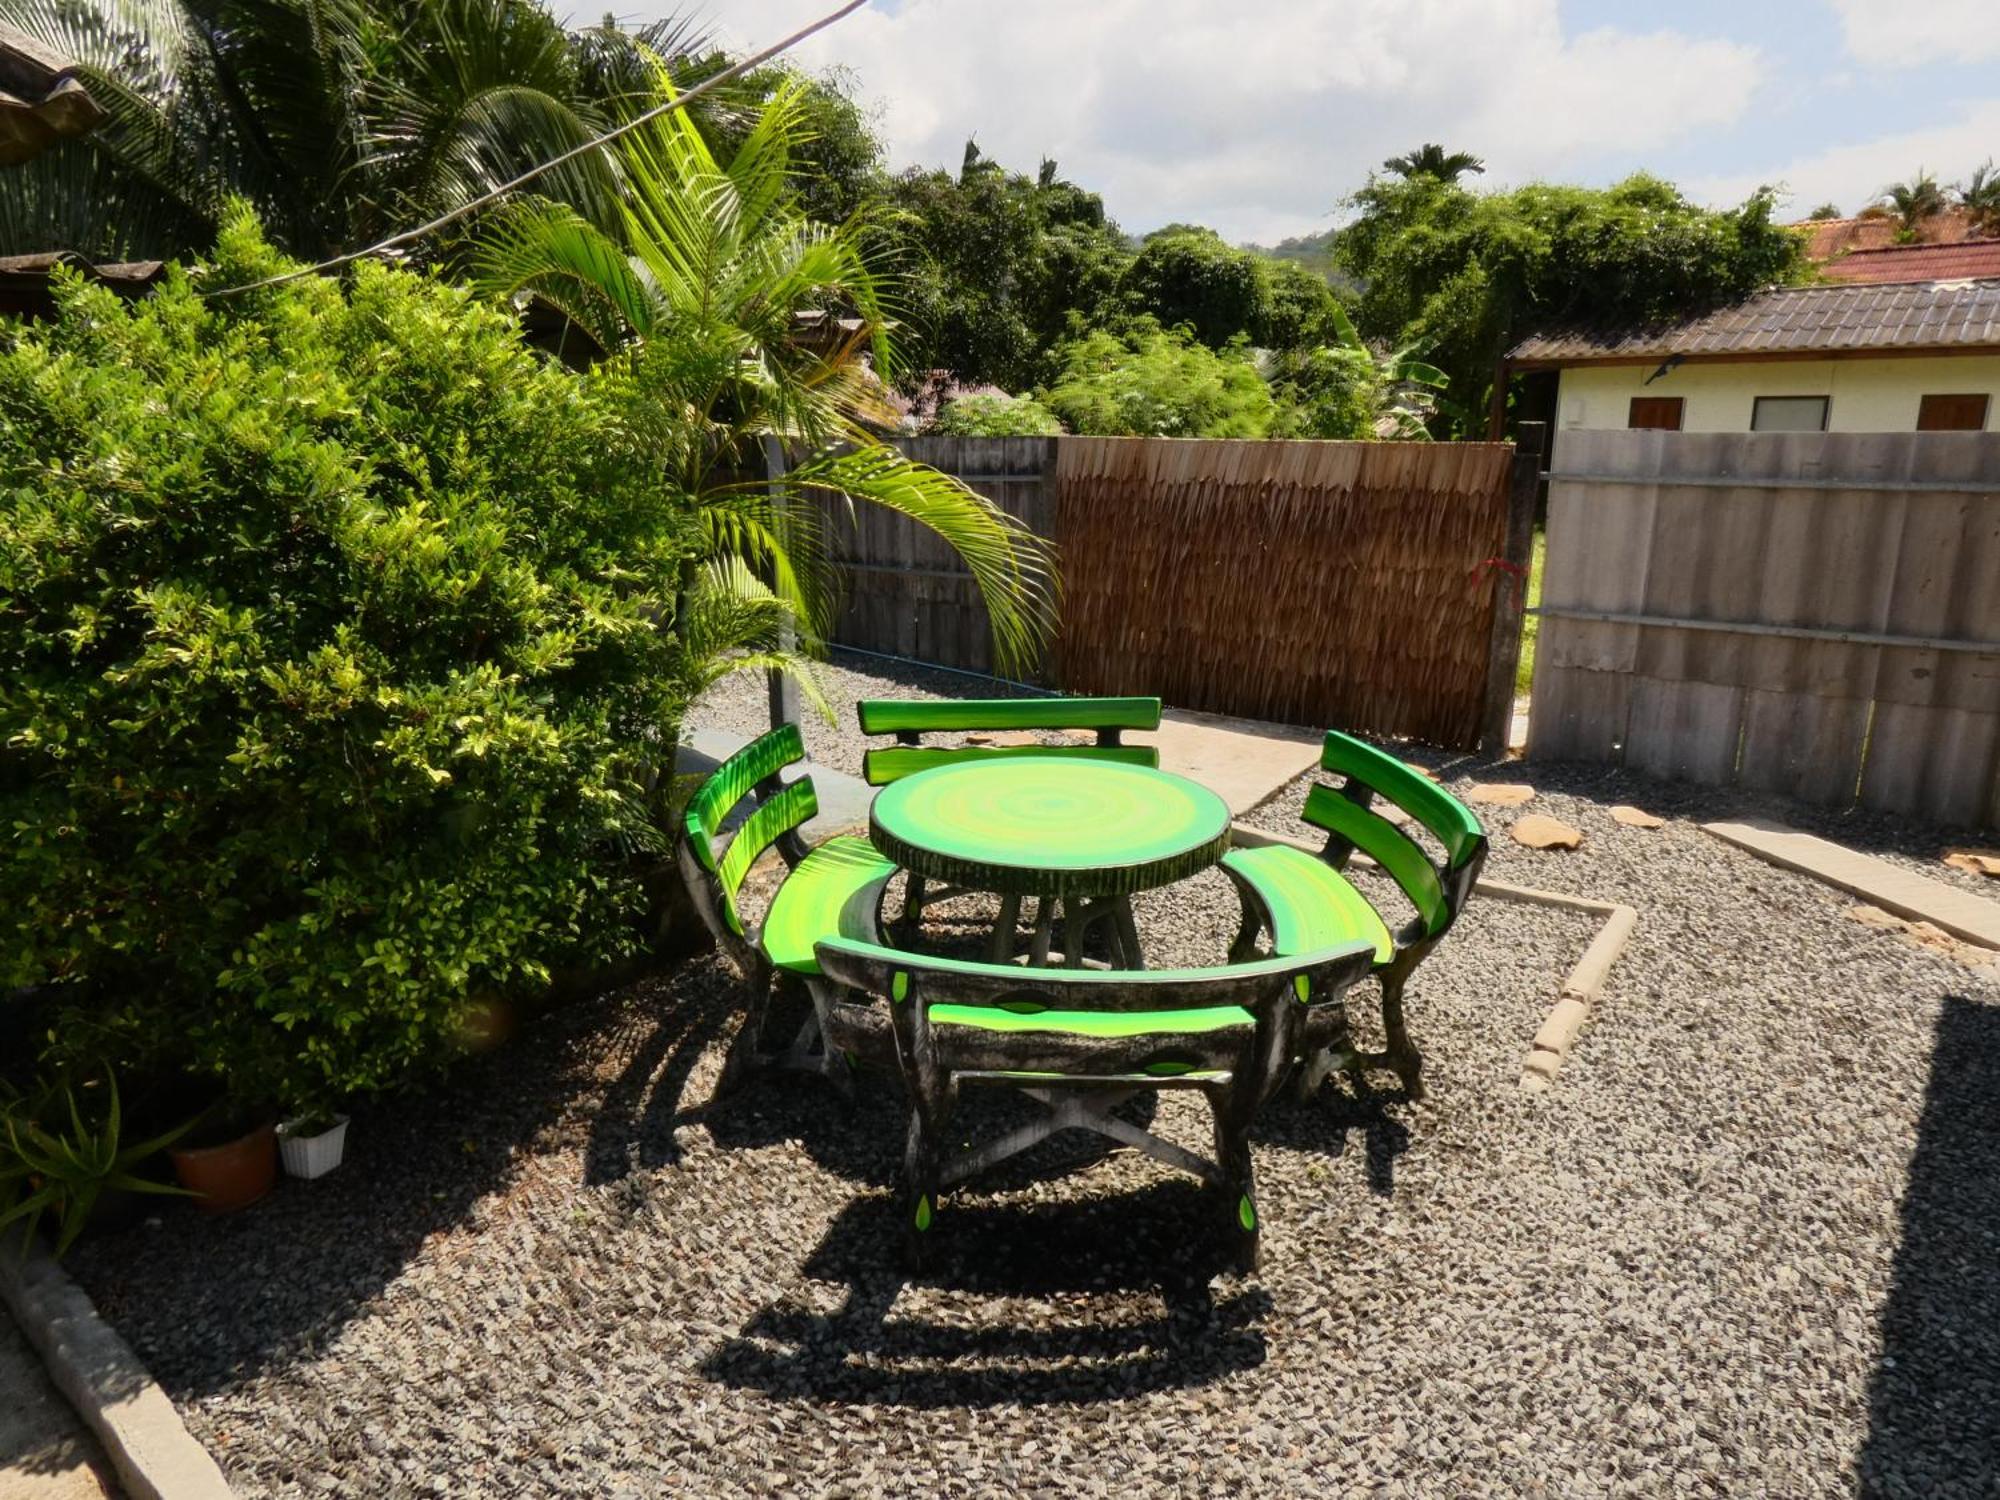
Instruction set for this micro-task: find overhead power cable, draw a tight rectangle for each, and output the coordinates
[202,0,870,298]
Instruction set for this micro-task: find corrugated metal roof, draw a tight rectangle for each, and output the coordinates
[1508,279,2000,363]
[1817,241,2000,284]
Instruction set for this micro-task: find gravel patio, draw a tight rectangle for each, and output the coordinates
[69,653,2000,1497]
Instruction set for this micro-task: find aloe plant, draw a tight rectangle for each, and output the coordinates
[0,1074,193,1257]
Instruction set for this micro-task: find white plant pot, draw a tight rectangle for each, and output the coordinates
[277,1115,349,1180]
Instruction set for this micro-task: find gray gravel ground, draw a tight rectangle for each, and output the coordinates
[69,662,2000,1498]
[691,650,1051,784]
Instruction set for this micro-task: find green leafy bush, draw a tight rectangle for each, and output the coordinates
[927,392,1063,437]
[0,209,693,1109]
[1040,322,1279,438]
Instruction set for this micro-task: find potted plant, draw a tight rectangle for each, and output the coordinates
[0,1071,194,1257]
[169,1093,279,1213]
[276,1101,349,1180]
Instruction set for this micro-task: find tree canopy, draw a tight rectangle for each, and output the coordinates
[1337,171,1804,431]
[875,145,1131,391]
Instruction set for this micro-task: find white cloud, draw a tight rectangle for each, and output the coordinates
[596,0,1762,242]
[1687,99,2000,217]
[1828,0,2000,69]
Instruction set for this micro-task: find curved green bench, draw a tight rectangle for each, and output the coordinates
[679,724,898,1091]
[815,935,1376,1272]
[1220,730,1487,1099]
[856,695,1162,786]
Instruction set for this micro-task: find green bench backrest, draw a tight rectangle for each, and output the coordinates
[683,724,818,936]
[1302,731,1486,937]
[815,935,1376,1015]
[857,696,1162,786]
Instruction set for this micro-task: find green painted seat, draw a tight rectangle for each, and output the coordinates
[815,935,1377,1272]
[760,835,898,976]
[677,724,896,1089]
[1221,730,1488,1099]
[1217,845,1394,964]
[856,695,1162,786]
[928,1002,1254,1038]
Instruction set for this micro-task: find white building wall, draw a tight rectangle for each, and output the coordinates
[1552,355,2000,458]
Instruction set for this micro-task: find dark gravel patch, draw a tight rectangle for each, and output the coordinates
[67,685,2000,1497]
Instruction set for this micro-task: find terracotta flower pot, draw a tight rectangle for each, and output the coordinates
[171,1121,278,1213]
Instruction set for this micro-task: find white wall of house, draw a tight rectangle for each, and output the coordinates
[1552,354,2000,452]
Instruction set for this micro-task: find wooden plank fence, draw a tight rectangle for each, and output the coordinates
[1530,429,2000,829]
[825,433,1537,751]
[825,436,1054,679]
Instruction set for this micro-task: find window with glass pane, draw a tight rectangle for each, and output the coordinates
[1751,396,1829,432]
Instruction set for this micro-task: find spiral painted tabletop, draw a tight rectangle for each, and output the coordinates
[869,756,1232,898]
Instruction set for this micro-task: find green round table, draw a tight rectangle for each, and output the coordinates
[869,757,1232,967]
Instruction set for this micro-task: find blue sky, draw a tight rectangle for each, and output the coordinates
[603,0,2000,241]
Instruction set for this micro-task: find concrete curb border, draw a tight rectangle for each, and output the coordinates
[1228,822,1637,1093]
[1701,816,2000,951]
[0,1241,235,1500]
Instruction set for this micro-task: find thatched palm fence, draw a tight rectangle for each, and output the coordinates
[826,433,1538,751]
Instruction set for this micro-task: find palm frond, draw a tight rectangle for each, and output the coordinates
[470,198,660,352]
[771,446,1057,677]
[678,556,832,720]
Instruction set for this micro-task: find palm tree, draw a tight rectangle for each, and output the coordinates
[0,1,713,263]
[471,71,1055,677]
[1382,144,1485,184]
[1958,160,2000,237]
[1864,170,1948,242]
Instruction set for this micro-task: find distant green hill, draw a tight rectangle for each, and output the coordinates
[1244,228,1355,292]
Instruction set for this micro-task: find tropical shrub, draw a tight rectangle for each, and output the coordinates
[0,210,697,1110]
[1040,323,1279,438]
[1266,306,1449,440]
[1,1071,191,1257]
[927,392,1063,437]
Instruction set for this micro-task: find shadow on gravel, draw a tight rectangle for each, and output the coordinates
[1257,1079,1413,1196]
[1859,994,2000,1498]
[62,971,657,1400]
[701,1185,1269,1407]
[582,969,734,1184]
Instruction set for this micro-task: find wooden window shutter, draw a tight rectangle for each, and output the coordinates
[1627,396,1684,431]
[1916,394,1990,431]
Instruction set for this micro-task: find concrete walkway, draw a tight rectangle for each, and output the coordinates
[1139,708,1322,816]
[0,1307,116,1500]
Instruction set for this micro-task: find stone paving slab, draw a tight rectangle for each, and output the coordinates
[1132,707,1322,816]
[1704,817,2000,951]
[0,1305,117,1500]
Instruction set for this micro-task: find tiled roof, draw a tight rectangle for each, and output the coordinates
[1795,209,1978,259]
[1509,279,2000,364]
[1816,241,2000,284]
[0,251,163,283]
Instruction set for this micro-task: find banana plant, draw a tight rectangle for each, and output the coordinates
[1265,302,1450,440]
